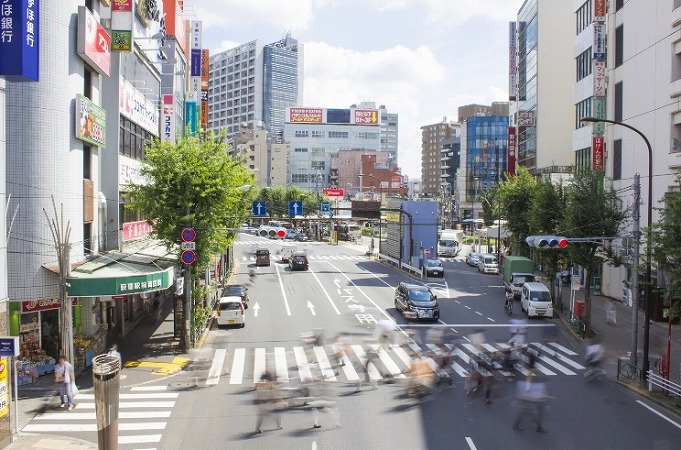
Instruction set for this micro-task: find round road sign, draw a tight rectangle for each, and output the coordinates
[181,228,196,242]
[181,250,196,264]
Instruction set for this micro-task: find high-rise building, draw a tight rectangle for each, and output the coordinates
[420,118,459,197]
[351,102,399,166]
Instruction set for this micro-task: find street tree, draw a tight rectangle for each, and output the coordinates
[497,167,537,255]
[561,169,628,334]
[257,186,325,218]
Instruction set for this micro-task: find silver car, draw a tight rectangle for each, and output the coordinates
[466,252,481,266]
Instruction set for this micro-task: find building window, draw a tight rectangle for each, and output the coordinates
[311,130,325,138]
[614,82,623,122]
[615,25,624,68]
[576,1,593,34]
[294,148,308,153]
[616,0,624,11]
[311,161,325,170]
[118,116,151,161]
[328,131,348,138]
[294,130,308,138]
[575,99,592,129]
[576,48,592,81]
[613,139,622,181]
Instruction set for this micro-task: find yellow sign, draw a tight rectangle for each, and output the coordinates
[0,358,8,418]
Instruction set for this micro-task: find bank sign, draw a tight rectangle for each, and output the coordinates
[0,0,40,81]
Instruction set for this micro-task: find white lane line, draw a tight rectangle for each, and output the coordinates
[274,347,289,381]
[206,348,227,386]
[532,343,585,369]
[118,434,163,444]
[254,347,266,383]
[548,342,578,355]
[293,346,313,382]
[390,344,413,367]
[313,346,337,381]
[334,346,360,381]
[74,401,175,409]
[372,345,406,378]
[636,400,681,430]
[22,422,167,432]
[130,386,168,391]
[309,267,341,315]
[534,354,575,375]
[274,264,292,316]
[465,436,478,450]
[230,348,245,384]
[76,393,178,400]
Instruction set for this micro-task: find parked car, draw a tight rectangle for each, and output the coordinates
[423,259,445,278]
[466,252,481,266]
[394,282,440,321]
[289,251,309,271]
[216,296,246,328]
[221,284,249,307]
[255,248,271,266]
[477,254,499,274]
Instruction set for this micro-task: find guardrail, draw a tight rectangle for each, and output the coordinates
[402,263,423,278]
[647,371,681,397]
[378,253,399,266]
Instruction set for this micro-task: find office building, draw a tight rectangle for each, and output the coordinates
[420,118,460,197]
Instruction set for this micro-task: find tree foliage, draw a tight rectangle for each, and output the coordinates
[497,167,537,255]
[650,172,681,300]
[125,133,256,269]
[256,186,327,218]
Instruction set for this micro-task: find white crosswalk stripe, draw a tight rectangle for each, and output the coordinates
[240,254,369,262]
[214,341,584,387]
[22,385,176,447]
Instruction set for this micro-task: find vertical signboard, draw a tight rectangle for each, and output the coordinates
[594,0,606,23]
[162,94,176,143]
[0,0,40,81]
[508,21,517,101]
[592,98,606,135]
[111,0,134,51]
[593,23,605,60]
[592,136,605,172]
[164,0,187,54]
[507,127,516,176]
[593,60,606,97]
[0,358,8,418]
[77,6,111,76]
[201,49,209,129]
[186,101,198,135]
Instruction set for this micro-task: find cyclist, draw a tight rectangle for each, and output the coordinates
[504,290,513,315]
[584,338,605,381]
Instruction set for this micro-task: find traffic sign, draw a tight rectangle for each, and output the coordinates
[181,227,196,242]
[181,250,196,264]
[181,242,196,250]
[252,201,267,216]
[320,202,330,212]
[288,201,303,217]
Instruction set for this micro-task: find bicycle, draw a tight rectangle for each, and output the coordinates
[504,292,513,316]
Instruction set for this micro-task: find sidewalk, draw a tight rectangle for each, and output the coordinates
[6,296,191,449]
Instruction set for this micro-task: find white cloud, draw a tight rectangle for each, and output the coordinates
[421,0,523,25]
[192,0,315,31]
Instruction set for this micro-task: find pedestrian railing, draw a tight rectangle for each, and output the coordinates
[647,371,681,398]
[617,357,639,381]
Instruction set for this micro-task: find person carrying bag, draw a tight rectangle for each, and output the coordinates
[55,355,76,410]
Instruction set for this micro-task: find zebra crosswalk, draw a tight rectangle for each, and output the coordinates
[211,341,585,387]
[242,253,370,262]
[22,385,176,447]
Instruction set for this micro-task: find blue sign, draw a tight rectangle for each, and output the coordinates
[185,101,197,135]
[0,337,19,357]
[320,202,330,212]
[181,227,196,242]
[288,201,303,217]
[252,201,267,216]
[0,0,40,81]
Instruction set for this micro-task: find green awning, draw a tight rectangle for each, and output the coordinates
[66,240,179,297]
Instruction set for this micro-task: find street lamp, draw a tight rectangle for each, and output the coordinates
[359,173,383,202]
[581,116,653,382]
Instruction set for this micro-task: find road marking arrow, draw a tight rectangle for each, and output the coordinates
[252,302,260,317]
[307,301,316,316]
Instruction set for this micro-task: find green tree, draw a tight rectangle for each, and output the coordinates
[561,169,628,334]
[256,185,327,218]
[497,167,537,255]
[125,132,256,269]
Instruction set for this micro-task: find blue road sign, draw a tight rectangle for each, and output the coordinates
[288,201,303,217]
[320,202,330,212]
[252,201,268,216]
[181,227,196,242]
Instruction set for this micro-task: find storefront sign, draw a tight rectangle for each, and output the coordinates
[162,94,176,143]
[517,110,535,127]
[122,220,153,241]
[22,298,77,313]
[593,23,606,60]
[185,101,197,135]
[0,357,8,418]
[190,20,201,49]
[592,98,606,135]
[119,156,144,185]
[136,0,162,28]
[68,268,174,297]
[0,338,18,357]
[592,136,605,172]
[593,0,606,23]
[593,60,606,97]
[111,0,134,51]
[508,21,516,101]
[507,127,516,176]
[0,0,40,81]
[76,94,107,147]
[164,0,186,53]
[77,6,111,76]
[119,78,160,134]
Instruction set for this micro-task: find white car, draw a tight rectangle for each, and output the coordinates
[466,252,481,266]
[216,296,246,328]
[477,254,499,274]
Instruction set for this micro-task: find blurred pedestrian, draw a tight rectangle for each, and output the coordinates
[376,319,398,350]
[606,300,617,325]
[107,344,122,365]
[468,329,486,352]
[356,346,380,392]
[584,338,605,381]
[55,355,76,411]
[512,371,551,433]
[308,378,341,429]
[254,380,286,433]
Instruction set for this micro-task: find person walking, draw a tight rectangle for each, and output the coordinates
[55,355,76,410]
[254,380,286,433]
[107,344,122,365]
[606,300,617,325]
[513,370,551,433]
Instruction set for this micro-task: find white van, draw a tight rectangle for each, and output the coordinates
[216,296,246,328]
[520,282,553,318]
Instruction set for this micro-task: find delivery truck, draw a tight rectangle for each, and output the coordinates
[502,256,535,299]
[438,229,463,257]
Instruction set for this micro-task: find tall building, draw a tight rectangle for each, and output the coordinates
[352,102,399,166]
[420,118,459,197]
[513,0,574,174]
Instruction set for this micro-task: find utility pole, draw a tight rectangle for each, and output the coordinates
[630,174,641,369]
[44,198,74,365]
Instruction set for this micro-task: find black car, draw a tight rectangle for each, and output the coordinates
[424,259,444,278]
[221,285,249,308]
[394,282,439,321]
[289,252,309,271]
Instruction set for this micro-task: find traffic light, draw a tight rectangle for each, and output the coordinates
[525,235,569,249]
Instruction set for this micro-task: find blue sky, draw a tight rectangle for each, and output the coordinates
[186,0,523,179]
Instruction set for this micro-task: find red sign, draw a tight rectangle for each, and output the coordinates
[289,108,323,123]
[323,188,344,197]
[22,298,78,313]
[77,7,111,76]
[592,136,605,172]
[594,0,606,22]
[507,127,516,176]
[354,109,379,125]
[112,0,133,11]
[122,220,153,241]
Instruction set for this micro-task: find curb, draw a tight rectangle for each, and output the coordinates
[614,378,681,419]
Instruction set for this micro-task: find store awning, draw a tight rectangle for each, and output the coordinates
[66,239,179,297]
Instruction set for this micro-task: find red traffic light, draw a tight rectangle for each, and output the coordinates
[525,235,569,249]
[276,228,286,238]
[557,238,568,248]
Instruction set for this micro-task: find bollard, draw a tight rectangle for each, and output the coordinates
[92,354,121,450]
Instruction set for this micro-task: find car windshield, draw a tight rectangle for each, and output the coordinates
[293,256,306,262]
[224,286,245,296]
[484,257,496,264]
[514,275,535,284]
[408,288,433,302]
[220,302,241,311]
[256,250,269,256]
[427,260,442,267]
[438,240,456,247]
[530,291,551,302]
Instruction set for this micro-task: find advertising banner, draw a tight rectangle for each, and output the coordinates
[323,188,344,197]
[354,109,379,125]
[593,60,606,97]
[289,108,323,123]
[592,98,606,135]
[201,49,210,89]
[326,109,350,124]
[111,0,134,52]
[594,0,606,23]
[122,220,153,241]
[0,358,8,418]
[76,95,107,147]
[119,78,160,134]
[190,49,202,77]
[592,136,605,172]
[593,23,605,60]
[0,0,40,81]
[164,0,187,53]
[190,20,202,49]
[517,110,535,127]
[507,127,516,176]
[186,101,198,135]
[162,94,176,143]
[77,6,111,76]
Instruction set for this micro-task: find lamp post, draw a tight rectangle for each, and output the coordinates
[359,173,383,202]
[581,116,653,382]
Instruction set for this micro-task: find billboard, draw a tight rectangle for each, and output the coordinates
[354,109,379,125]
[76,95,107,147]
[592,136,605,172]
[77,6,111,76]
[290,108,323,123]
[0,0,39,81]
[327,109,350,124]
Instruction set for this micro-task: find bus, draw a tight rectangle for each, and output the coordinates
[267,220,294,230]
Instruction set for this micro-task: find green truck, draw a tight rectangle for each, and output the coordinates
[502,256,535,299]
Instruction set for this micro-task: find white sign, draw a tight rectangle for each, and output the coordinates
[593,61,606,97]
[161,94,176,143]
[181,242,196,250]
[119,77,159,135]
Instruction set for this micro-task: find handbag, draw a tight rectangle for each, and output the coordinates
[71,382,79,397]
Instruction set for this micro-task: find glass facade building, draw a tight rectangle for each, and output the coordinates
[263,35,301,142]
[517,0,538,169]
[466,116,509,200]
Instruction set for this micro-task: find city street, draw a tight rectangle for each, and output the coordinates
[19,235,681,449]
